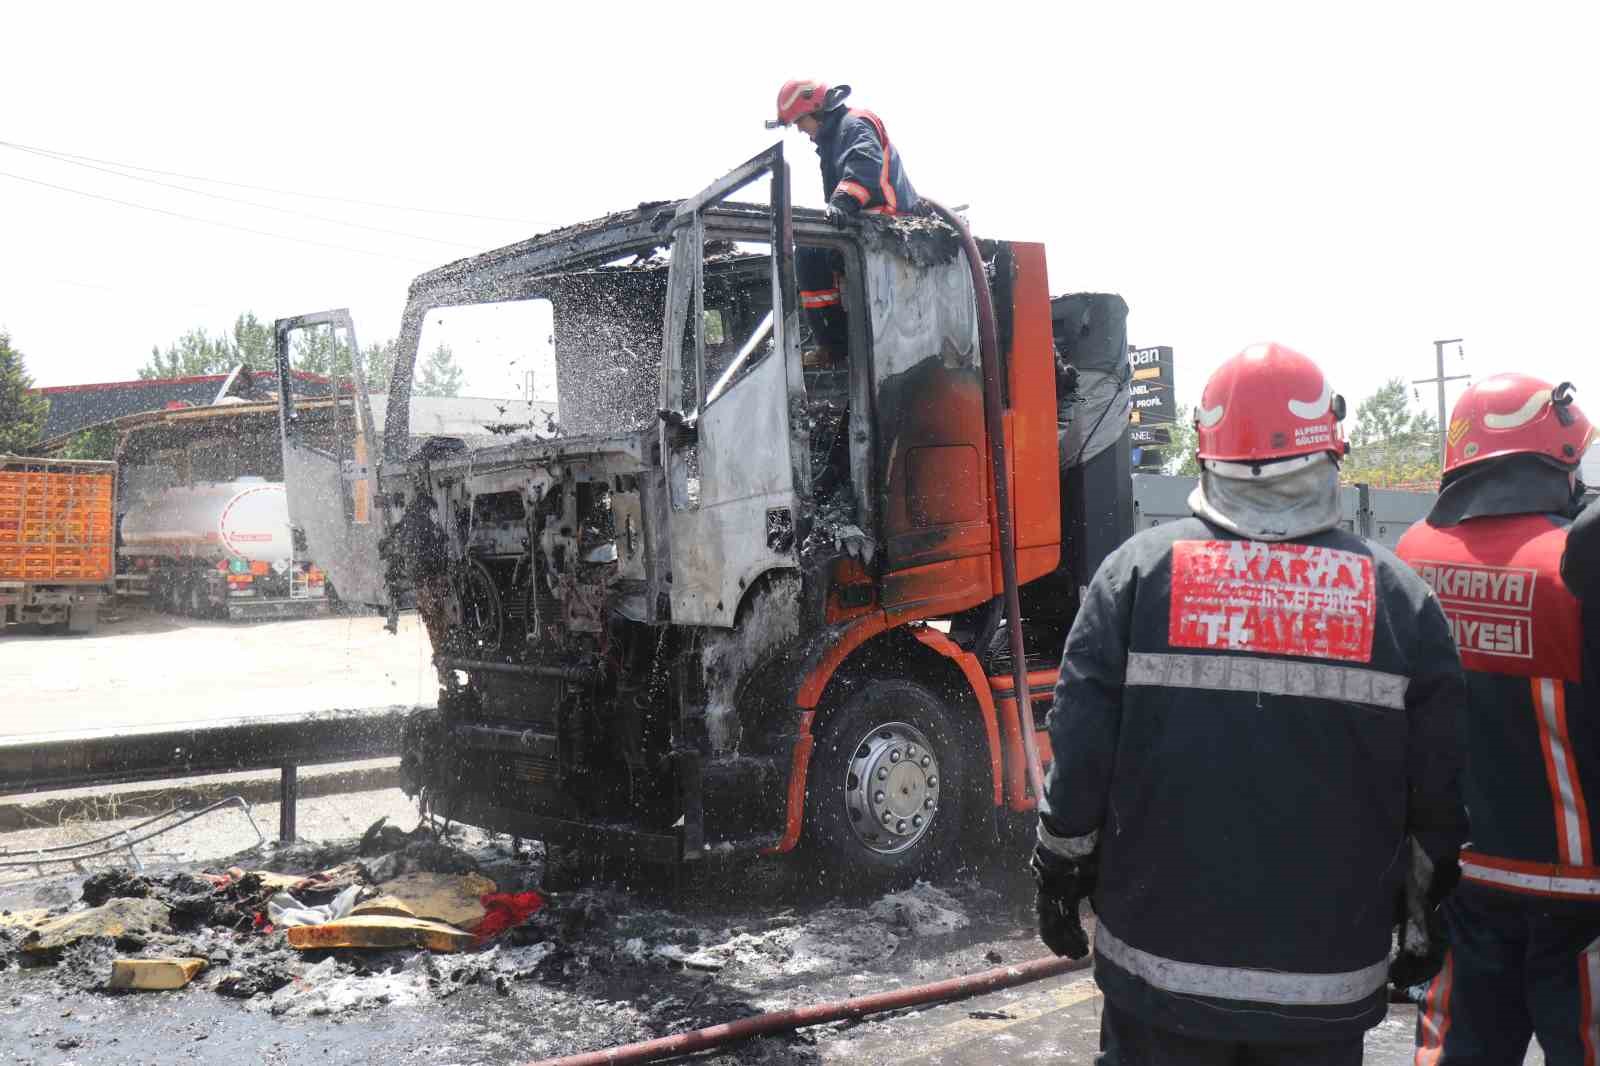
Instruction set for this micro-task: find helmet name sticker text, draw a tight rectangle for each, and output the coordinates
[1169,540,1377,663]
[1411,560,1538,661]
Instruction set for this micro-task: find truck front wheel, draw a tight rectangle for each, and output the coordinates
[803,679,964,892]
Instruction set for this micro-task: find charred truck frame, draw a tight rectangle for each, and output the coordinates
[278,146,1132,884]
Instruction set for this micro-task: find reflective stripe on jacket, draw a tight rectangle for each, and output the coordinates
[1042,517,1467,1042]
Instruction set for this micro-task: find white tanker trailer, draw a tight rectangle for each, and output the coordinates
[117,478,327,619]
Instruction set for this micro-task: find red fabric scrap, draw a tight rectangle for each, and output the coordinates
[473,891,545,943]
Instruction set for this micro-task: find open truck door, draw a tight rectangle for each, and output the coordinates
[656,146,808,625]
[274,309,391,609]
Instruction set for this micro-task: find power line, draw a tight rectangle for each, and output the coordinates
[0,137,554,228]
[0,169,433,266]
[2,141,481,251]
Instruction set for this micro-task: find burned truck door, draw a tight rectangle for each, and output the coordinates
[273,309,390,608]
[659,147,805,627]
[866,243,993,610]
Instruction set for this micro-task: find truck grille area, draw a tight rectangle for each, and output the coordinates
[496,752,561,790]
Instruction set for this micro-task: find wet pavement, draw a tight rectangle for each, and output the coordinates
[0,608,435,737]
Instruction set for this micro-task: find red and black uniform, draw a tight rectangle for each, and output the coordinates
[1041,517,1467,1051]
[815,107,918,219]
[798,107,919,347]
[1397,464,1600,1064]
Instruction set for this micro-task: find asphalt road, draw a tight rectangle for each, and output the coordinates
[0,607,435,738]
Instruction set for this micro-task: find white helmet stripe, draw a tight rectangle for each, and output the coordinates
[1197,403,1226,428]
[779,82,817,112]
[1288,380,1332,420]
[1483,390,1550,430]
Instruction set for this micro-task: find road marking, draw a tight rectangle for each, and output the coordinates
[884,973,1103,1063]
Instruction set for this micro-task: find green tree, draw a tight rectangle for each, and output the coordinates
[416,344,463,397]
[1343,377,1442,487]
[1349,377,1439,447]
[139,327,232,379]
[0,331,49,455]
[1160,405,1201,476]
[360,340,397,393]
[139,312,278,379]
[287,326,395,390]
[231,312,276,371]
[57,424,118,461]
[290,323,348,377]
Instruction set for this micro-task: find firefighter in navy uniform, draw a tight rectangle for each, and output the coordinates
[1395,374,1598,1064]
[766,79,919,506]
[765,79,919,363]
[1034,343,1468,1065]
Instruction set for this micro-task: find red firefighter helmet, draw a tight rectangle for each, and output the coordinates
[1443,373,1592,476]
[765,79,844,129]
[1194,342,1347,464]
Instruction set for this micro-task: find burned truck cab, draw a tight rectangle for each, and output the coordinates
[284,145,1067,880]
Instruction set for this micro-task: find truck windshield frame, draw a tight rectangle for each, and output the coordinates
[379,144,807,466]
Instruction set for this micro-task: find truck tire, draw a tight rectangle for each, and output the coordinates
[803,678,965,892]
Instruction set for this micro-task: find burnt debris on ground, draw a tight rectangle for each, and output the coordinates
[0,815,1037,1064]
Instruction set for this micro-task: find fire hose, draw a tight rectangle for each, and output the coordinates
[523,954,1086,1066]
[923,198,1048,802]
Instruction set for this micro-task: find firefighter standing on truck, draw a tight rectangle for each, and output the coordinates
[765,79,918,362]
[1034,343,1468,1064]
[1396,374,1597,1064]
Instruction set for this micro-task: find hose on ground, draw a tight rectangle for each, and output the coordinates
[523,953,1087,1066]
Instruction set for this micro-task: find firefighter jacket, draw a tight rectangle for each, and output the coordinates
[813,107,919,217]
[1564,497,1600,599]
[1040,517,1467,1042]
[1399,492,1596,910]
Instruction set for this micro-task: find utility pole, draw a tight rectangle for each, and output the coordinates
[1414,338,1469,467]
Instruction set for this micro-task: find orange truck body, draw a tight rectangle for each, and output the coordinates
[0,456,116,632]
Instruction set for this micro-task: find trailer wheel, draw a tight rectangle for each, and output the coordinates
[803,679,964,892]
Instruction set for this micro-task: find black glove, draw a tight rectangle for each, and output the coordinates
[825,202,856,228]
[1390,848,1459,992]
[1032,845,1095,960]
[1390,903,1449,991]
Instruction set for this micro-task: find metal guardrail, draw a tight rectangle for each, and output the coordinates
[0,705,412,842]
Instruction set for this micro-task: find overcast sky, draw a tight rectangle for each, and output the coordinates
[3,2,1596,422]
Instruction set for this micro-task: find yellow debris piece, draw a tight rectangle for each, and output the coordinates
[0,908,49,931]
[244,871,305,893]
[285,915,475,953]
[106,957,207,991]
[367,871,496,928]
[350,895,417,919]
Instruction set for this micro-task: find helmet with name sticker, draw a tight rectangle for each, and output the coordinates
[1444,373,1592,476]
[1194,342,1347,465]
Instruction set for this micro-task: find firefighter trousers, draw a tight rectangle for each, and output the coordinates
[797,247,846,354]
[1415,888,1600,1064]
[1097,1001,1362,1065]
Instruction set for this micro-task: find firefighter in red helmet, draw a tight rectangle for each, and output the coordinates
[765,80,919,364]
[1037,343,1467,1063]
[1397,374,1598,1064]
[765,79,918,222]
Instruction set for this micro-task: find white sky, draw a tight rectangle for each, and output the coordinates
[3,1,1597,421]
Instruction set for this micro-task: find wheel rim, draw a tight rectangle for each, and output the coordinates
[843,720,940,855]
